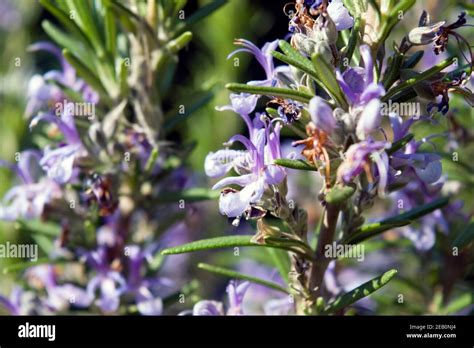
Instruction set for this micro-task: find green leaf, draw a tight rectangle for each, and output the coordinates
[157,188,220,204]
[118,58,129,97]
[382,196,450,224]
[311,53,348,109]
[386,133,414,155]
[265,248,290,283]
[382,52,405,89]
[324,269,398,313]
[383,57,456,101]
[15,220,61,237]
[452,222,474,249]
[62,49,109,99]
[103,3,117,58]
[375,0,415,47]
[2,258,50,275]
[198,263,289,294]
[161,235,312,258]
[39,0,93,49]
[272,41,325,89]
[341,220,411,245]
[342,0,367,17]
[31,234,54,255]
[341,17,362,68]
[65,0,105,58]
[272,51,320,82]
[175,0,228,34]
[274,158,317,171]
[278,40,315,72]
[441,292,474,314]
[167,31,193,54]
[402,51,424,69]
[226,83,313,103]
[41,20,95,71]
[161,235,259,255]
[107,0,137,33]
[325,185,355,205]
[145,147,159,173]
[389,0,416,17]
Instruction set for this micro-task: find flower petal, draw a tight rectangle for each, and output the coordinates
[327,0,354,30]
[356,99,381,140]
[309,96,337,134]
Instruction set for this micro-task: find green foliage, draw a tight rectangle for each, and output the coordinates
[324,269,398,314]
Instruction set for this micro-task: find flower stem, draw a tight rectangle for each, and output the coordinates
[308,203,340,302]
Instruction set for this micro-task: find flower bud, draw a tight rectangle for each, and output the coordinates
[407,21,445,45]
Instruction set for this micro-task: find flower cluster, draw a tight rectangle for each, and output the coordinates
[191,0,473,315]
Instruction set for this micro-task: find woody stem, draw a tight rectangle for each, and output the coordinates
[308,202,340,303]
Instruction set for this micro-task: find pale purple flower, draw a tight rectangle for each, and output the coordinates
[309,96,337,134]
[192,301,224,316]
[388,113,442,185]
[336,45,385,106]
[355,99,382,140]
[389,184,445,250]
[226,280,251,315]
[327,0,354,31]
[0,287,34,315]
[26,42,98,116]
[123,245,167,315]
[337,140,390,196]
[207,117,286,218]
[220,39,278,115]
[237,260,293,315]
[84,248,126,313]
[0,151,61,221]
[25,265,91,313]
[228,39,278,82]
[30,104,86,184]
[191,280,251,316]
[0,0,21,31]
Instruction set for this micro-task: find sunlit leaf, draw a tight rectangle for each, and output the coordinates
[324,269,398,313]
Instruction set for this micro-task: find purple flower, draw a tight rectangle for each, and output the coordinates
[26,42,98,116]
[337,140,390,196]
[0,287,34,315]
[309,96,337,134]
[206,116,286,218]
[0,151,61,221]
[388,183,448,250]
[226,280,251,315]
[30,104,86,184]
[0,0,21,31]
[228,39,278,82]
[84,248,126,313]
[388,114,442,185]
[192,301,224,316]
[191,280,250,316]
[221,40,279,115]
[123,245,168,315]
[25,265,91,313]
[336,45,385,106]
[355,99,382,140]
[327,0,354,31]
